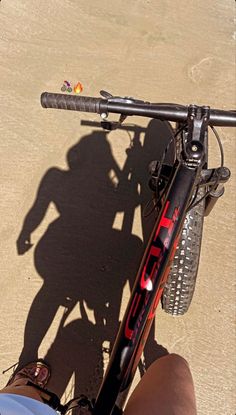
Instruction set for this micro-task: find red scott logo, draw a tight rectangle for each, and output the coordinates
[124,201,179,341]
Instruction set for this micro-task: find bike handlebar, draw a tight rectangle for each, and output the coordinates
[41,92,236,127]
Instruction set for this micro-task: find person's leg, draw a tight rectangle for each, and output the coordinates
[124,353,197,415]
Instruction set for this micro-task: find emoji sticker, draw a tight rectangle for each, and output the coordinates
[61,80,72,93]
[74,82,83,94]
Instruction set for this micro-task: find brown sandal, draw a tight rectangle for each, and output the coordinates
[5,359,51,388]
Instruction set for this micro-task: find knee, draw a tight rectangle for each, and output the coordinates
[149,353,191,375]
[166,353,189,367]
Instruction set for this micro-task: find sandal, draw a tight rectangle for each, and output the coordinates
[5,359,51,388]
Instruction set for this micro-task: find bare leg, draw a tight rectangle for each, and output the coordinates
[124,354,197,415]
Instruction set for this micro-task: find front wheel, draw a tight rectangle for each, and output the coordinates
[161,191,205,315]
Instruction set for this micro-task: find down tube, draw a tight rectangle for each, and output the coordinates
[93,162,198,415]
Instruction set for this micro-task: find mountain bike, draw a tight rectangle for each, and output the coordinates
[39,91,235,414]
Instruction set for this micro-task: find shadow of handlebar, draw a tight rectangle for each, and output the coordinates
[81,119,147,133]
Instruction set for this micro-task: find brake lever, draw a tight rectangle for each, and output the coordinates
[100,90,147,105]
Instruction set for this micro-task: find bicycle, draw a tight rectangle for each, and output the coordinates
[39,90,235,414]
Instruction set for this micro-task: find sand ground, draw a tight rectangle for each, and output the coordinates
[0,1,235,414]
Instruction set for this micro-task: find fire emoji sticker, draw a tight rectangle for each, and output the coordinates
[74,82,83,94]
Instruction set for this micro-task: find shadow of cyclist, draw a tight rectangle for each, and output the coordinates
[16,119,174,398]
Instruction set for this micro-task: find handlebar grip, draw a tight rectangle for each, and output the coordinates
[41,92,102,113]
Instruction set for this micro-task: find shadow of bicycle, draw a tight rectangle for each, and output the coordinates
[16,119,174,400]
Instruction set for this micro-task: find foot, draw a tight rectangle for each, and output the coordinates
[6,359,51,388]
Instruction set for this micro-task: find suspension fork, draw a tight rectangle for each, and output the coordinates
[200,166,231,216]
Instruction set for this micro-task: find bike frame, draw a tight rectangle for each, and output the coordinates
[93,158,200,414]
[92,106,211,415]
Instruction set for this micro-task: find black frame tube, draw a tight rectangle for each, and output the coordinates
[93,162,199,415]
